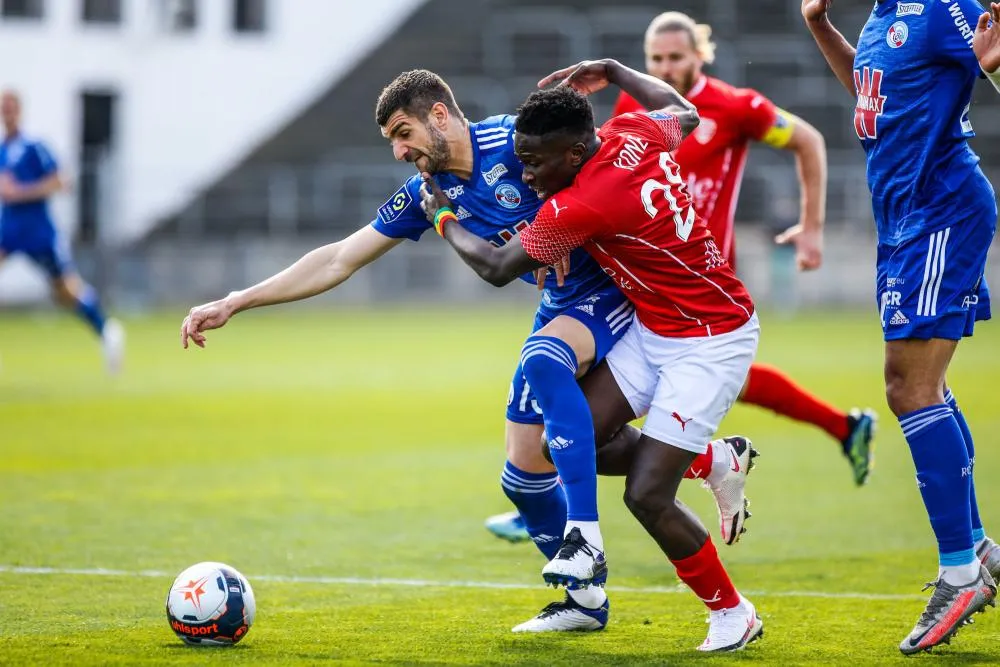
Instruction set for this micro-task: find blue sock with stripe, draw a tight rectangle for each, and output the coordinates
[74,283,107,335]
[500,462,565,559]
[520,335,598,523]
[945,389,985,545]
[899,404,974,572]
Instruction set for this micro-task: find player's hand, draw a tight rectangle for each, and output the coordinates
[533,255,571,290]
[419,172,452,223]
[0,174,21,202]
[974,3,1000,74]
[801,0,834,23]
[180,298,236,349]
[775,224,824,271]
[537,59,616,95]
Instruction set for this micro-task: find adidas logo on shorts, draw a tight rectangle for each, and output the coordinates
[889,310,910,326]
[575,304,595,316]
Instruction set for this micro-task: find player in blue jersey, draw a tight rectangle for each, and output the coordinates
[180,65,758,633]
[0,90,124,373]
[803,0,1000,654]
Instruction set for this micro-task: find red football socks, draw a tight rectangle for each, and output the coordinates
[741,363,850,442]
[671,538,740,611]
[684,443,713,480]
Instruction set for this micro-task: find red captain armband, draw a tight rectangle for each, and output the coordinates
[433,207,458,237]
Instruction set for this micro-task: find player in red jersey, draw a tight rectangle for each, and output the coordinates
[610,11,877,485]
[424,73,764,651]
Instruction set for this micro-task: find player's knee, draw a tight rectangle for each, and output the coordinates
[520,335,577,386]
[506,441,554,474]
[623,474,674,526]
[884,374,942,417]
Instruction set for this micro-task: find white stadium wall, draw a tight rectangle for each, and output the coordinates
[0,0,427,244]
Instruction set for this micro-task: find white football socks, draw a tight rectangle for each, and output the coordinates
[565,520,604,552]
[940,561,981,587]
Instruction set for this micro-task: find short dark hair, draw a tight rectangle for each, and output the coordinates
[514,87,594,139]
[375,69,462,127]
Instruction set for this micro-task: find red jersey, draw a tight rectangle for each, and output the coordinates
[519,111,754,338]
[612,76,778,263]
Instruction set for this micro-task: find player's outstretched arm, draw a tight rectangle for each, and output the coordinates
[802,0,858,96]
[180,226,401,348]
[539,59,699,137]
[768,111,827,271]
[420,174,544,286]
[0,172,63,203]
[975,3,1000,92]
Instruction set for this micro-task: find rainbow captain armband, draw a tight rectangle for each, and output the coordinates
[433,207,458,237]
[761,108,797,148]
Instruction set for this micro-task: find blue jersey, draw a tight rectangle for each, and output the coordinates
[854,0,994,245]
[0,135,58,245]
[370,114,612,311]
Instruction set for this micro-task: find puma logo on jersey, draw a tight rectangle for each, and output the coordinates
[550,199,568,218]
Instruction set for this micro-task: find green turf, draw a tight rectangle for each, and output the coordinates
[1,306,998,665]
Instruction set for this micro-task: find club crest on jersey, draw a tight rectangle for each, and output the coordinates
[692,117,717,144]
[887,21,908,48]
[853,67,886,140]
[481,163,508,186]
[377,186,412,223]
[495,183,521,209]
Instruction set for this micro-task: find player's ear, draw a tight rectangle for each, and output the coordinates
[568,141,588,167]
[429,102,450,129]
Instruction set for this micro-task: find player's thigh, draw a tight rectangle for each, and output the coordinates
[579,360,638,447]
[643,315,760,454]
[603,319,656,427]
[505,420,554,473]
[532,286,633,376]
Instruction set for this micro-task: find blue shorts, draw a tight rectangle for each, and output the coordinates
[876,205,996,341]
[0,228,73,279]
[507,284,633,424]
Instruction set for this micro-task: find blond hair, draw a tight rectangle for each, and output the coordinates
[644,12,716,64]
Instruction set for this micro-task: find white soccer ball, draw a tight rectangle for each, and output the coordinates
[165,561,256,645]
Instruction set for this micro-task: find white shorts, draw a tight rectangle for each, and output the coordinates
[605,313,760,454]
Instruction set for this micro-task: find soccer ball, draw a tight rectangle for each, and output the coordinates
[165,561,256,645]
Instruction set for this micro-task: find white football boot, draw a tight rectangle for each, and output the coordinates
[511,593,609,633]
[702,436,758,545]
[101,318,125,375]
[541,527,607,589]
[698,595,764,652]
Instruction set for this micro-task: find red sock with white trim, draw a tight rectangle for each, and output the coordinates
[670,538,740,611]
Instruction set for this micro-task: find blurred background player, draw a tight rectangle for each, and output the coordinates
[803,0,1000,654]
[180,66,755,633]
[426,82,764,652]
[0,90,123,373]
[485,10,876,545]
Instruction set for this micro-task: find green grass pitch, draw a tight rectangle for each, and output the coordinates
[1,305,998,665]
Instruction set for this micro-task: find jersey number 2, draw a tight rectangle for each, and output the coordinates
[640,151,695,241]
